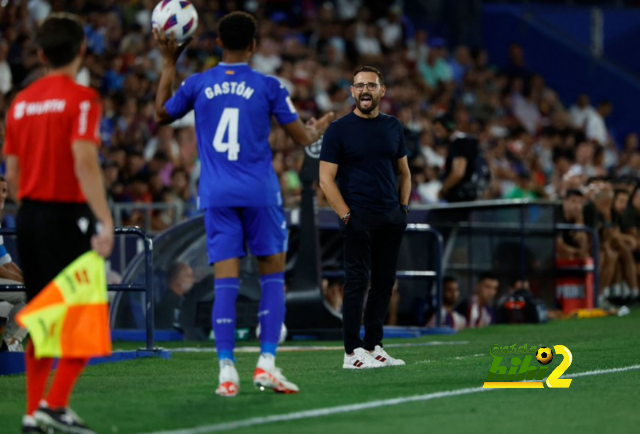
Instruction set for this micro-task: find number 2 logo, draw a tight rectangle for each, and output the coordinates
[546,345,573,388]
[213,108,240,161]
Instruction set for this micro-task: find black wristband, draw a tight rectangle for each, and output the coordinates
[341,212,351,225]
[401,204,409,214]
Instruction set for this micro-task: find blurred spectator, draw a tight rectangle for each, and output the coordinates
[425,276,466,331]
[496,278,548,324]
[376,5,404,52]
[418,38,452,89]
[621,186,640,301]
[556,189,589,260]
[505,171,537,200]
[455,272,498,328]
[569,94,596,131]
[0,40,12,95]
[0,0,634,237]
[436,115,484,202]
[586,100,613,146]
[155,262,195,330]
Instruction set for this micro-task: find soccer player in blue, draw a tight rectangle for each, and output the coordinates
[153,12,333,396]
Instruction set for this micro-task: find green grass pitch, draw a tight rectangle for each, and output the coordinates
[2,311,640,434]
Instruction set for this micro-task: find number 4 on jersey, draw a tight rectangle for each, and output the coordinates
[213,108,240,161]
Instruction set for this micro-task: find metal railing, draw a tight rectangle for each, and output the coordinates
[0,227,158,353]
[112,202,182,234]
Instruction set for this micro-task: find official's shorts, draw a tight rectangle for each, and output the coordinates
[203,206,288,264]
[16,200,95,302]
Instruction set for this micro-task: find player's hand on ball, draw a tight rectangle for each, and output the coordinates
[153,27,193,64]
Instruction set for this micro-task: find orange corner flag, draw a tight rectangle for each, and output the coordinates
[16,251,112,359]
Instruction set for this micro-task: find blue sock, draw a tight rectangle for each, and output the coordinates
[258,272,286,356]
[212,278,239,362]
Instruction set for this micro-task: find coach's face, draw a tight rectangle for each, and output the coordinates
[351,72,385,114]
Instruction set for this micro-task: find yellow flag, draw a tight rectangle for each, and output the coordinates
[17,251,112,358]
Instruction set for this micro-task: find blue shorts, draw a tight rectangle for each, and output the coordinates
[203,206,288,264]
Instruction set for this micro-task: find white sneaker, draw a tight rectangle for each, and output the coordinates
[215,359,240,397]
[253,353,299,394]
[373,345,405,366]
[7,338,24,352]
[343,347,385,370]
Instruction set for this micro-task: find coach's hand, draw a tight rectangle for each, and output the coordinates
[92,222,114,259]
[153,28,193,64]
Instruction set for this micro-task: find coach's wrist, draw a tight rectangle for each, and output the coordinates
[340,211,351,225]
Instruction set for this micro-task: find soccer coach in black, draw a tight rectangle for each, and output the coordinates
[319,66,411,369]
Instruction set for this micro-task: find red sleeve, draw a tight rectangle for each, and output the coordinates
[70,92,102,146]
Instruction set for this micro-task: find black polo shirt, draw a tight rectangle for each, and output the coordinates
[320,112,407,213]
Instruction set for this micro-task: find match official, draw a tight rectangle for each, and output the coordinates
[319,66,411,369]
[4,14,113,434]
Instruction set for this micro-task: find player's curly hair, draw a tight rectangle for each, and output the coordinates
[36,13,85,68]
[218,11,257,51]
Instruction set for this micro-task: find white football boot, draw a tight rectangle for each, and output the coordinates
[215,359,240,397]
[253,353,299,394]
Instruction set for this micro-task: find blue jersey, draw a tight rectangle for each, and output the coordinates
[164,63,299,208]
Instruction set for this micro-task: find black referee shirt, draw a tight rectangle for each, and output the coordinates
[320,112,407,213]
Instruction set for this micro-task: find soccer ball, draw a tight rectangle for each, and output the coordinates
[536,347,554,365]
[255,323,288,344]
[152,0,199,43]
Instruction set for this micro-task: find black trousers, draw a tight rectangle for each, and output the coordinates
[17,200,95,301]
[341,208,407,354]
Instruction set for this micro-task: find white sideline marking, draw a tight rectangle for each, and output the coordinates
[564,364,640,378]
[454,353,485,360]
[171,341,469,354]
[140,364,640,434]
[415,353,484,365]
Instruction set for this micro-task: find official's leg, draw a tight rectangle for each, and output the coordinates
[18,203,94,424]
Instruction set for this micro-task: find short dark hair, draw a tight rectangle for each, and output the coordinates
[353,66,384,85]
[36,14,85,68]
[0,175,5,182]
[564,189,584,199]
[478,272,498,282]
[218,12,257,51]
[614,188,631,199]
[433,114,455,132]
[443,275,458,286]
[168,262,189,284]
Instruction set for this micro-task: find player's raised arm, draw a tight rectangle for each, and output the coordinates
[281,112,334,147]
[153,28,192,124]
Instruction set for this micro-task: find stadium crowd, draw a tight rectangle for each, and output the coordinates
[1,0,639,306]
[0,1,634,212]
